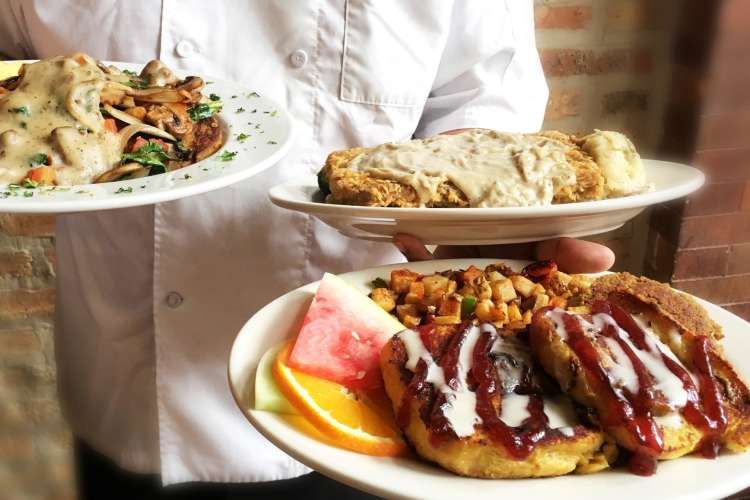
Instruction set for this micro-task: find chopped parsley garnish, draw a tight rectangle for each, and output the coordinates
[230,95,238,99]
[267,140,278,145]
[22,178,39,189]
[29,153,50,167]
[269,110,278,117]
[187,100,223,121]
[121,142,173,169]
[115,186,133,194]
[246,91,260,98]
[236,133,249,142]
[209,93,221,101]
[23,190,34,198]
[124,79,148,89]
[371,277,388,289]
[10,106,30,116]
[183,174,192,180]
[122,69,138,77]
[236,107,245,113]
[219,150,237,161]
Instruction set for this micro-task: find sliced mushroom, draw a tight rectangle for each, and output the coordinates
[176,76,204,93]
[143,103,192,138]
[94,162,145,183]
[117,123,176,150]
[140,60,179,87]
[101,81,131,106]
[127,87,189,104]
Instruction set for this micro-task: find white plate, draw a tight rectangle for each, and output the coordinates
[0,61,295,214]
[268,160,704,244]
[228,259,750,500]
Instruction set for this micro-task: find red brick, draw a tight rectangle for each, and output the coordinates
[606,0,659,30]
[673,247,728,279]
[684,182,745,216]
[0,251,32,276]
[679,213,750,248]
[0,434,33,459]
[724,303,750,321]
[694,148,750,181]
[602,90,648,114]
[673,274,750,303]
[540,48,653,78]
[535,4,592,30]
[743,181,750,210]
[0,215,55,237]
[697,111,750,150]
[728,243,750,275]
[0,328,40,353]
[545,88,581,120]
[0,289,55,320]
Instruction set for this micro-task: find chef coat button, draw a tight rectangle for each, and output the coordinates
[165,291,184,308]
[289,49,308,68]
[175,40,198,58]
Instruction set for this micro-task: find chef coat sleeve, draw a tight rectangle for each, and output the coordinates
[0,2,30,59]
[413,0,549,138]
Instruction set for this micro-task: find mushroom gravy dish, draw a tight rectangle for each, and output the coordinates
[0,53,224,186]
[318,129,651,208]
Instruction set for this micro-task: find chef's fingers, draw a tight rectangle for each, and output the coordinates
[534,238,615,273]
[392,233,435,261]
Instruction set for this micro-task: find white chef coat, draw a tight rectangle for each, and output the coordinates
[0,0,547,485]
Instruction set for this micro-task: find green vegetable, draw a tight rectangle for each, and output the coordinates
[22,178,39,189]
[317,168,330,195]
[121,142,172,169]
[188,101,223,121]
[371,277,388,289]
[219,150,237,161]
[209,93,221,101]
[115,186,133,194]
[29,153,49,167]
[236,133,249,143]
[460,296,477,318]
[148,165,166,176]
[122,69,138,77]
[124,79,148,89]
[10,106,30,116]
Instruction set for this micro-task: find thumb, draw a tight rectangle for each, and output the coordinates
[392,233,434,262]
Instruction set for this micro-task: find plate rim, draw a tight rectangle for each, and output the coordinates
[228,258,750,500]
[268,159,704,220]
[0,60,296,214]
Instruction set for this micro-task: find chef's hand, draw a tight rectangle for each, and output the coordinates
[392,234,615,274]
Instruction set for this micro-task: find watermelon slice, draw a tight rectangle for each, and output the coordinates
[288,273,404,390]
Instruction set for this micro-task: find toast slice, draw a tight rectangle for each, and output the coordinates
[380,321,614,478]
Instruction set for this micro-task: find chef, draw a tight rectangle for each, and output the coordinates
[0,1,614,498]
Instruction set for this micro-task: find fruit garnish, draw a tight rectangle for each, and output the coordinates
[273,341,405,456]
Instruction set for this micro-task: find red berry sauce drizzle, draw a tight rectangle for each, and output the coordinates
[397,322,577,459]
[543,301,727,475]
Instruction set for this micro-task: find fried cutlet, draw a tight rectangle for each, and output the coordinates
[380,321,614,478]
[319,129,649,208]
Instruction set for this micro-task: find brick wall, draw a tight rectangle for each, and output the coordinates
[0,2,687,499]
[644,0,750,324]
[0,215,73,500]
[537,0,683,273]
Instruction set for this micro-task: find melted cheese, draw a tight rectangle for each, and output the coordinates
[346,129,578,207]
[0,56,122,185]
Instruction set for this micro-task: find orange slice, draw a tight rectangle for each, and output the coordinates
[273,341,405,456]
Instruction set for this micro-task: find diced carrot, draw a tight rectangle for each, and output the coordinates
[128,136,168,153]
[75,55,87,65]
[26,166,56,185]
[103,118,118,133]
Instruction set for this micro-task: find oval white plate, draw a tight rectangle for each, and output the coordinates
[269,160,704,244]
[0,61,295,214]
[228,258,750,500]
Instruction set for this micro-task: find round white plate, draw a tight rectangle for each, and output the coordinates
[268,160,704,245]
[0,61,295,214]
[228,258,750,500]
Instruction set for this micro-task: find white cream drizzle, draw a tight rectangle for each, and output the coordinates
[544,308,698,416]
[399,324,582,438]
